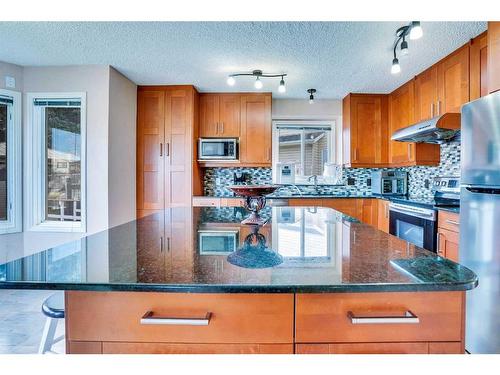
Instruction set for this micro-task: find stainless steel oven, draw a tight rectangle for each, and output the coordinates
[198,230,239,255]
[198,138,238,160]
[389,203,437,252]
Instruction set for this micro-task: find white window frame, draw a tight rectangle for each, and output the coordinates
[0,89,22,234]
[272,120,338,184]
[26,92,87,233]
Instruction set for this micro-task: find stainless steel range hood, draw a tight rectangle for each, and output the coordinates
[391,113,461,144]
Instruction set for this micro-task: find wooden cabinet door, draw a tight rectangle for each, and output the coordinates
[360,199,378,227]
[199,94,219,137]
[347,95,388,166]
[470,31,489,100]
[219,94,241,137]
[437,227,459,262]
[137,90,165,210]
[389,80,414,164]
[102,342,293,354]
[296,342,429,354]
[414,66,438,122]
[488,22,500,93]
[165,88,194,207]
[377,199,390,233]
[240,94,272,165]
[437,45,470,114]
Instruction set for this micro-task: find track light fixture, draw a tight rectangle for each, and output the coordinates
[307,88,316,104]
[226,70,288,93]
[391,21,423,74]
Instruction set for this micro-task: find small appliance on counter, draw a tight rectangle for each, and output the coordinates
[275,162,296,184]
[198,138,238,160]
[371,171,407,196]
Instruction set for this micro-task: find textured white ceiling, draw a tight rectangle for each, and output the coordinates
[0,22,487,99]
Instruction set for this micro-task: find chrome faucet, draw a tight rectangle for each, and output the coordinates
[307,175,319,188]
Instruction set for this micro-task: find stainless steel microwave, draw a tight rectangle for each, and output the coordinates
[198,138,238,160]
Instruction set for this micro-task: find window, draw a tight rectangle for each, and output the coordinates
[27,93,86,232]
[0,90,22,234]
[272,121,339,185]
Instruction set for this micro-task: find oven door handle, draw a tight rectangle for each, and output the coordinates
[389,206,436,221]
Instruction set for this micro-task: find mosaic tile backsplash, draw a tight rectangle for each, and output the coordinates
[203,142,461,199]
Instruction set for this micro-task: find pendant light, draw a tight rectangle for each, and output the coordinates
[254,76,263,89]
[307,89,316,104]
[409,21,423,40]
[390,21,423,75]
[226,70,287,93]
[278,76,286,93]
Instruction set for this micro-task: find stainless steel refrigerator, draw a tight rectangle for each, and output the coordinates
[461,90,500,354]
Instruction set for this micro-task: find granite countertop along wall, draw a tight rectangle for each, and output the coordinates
[203,143,461,199]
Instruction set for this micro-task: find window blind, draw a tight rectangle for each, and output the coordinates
[34,99,81,107]
[276,125,331,131]
[0,96,14,105]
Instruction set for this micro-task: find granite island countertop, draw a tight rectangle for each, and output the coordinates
[0,206,474,293]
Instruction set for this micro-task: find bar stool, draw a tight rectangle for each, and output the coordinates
[38,293,65,354]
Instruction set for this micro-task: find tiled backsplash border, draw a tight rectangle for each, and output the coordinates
[203,142,461,198]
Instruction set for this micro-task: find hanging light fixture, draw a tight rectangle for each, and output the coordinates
[400,37,409,56]
[409,21,423,40]
[254,76,263,89]
[307,89,316,104]
[278,76,286,93]
[390,21,423,75]
[226,70,287,93]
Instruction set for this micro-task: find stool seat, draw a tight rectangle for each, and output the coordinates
[42,293,65,319]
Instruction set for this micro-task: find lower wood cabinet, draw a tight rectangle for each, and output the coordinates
[437,211,460,262]
[296,342,462,354]
[377,199,390,233]
[295,292,464,344]
[66,290,465,354]
[101,343,293,354]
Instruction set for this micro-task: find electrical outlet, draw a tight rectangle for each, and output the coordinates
[424,179,430,189]
[4,76,15,89]
[367,178,371,187]
[347,178,355,186]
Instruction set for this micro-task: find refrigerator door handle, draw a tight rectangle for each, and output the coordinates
[465,186,500,195]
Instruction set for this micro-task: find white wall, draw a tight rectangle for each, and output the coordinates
[108,67,137,227]
[23,65,111,234]
[0,61,23,92]
[272,99,342,120]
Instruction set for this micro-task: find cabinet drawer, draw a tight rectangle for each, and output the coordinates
[296,342,429,354]
[66,292,294,344]
[438,211,460,232]
[102,342,293,354]
[295,292,464,343]
[192,197,221,207]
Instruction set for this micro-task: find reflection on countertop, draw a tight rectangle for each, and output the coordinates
[0,206,474,293]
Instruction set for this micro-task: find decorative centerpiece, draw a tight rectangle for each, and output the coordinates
[228,185,279,225]
[227,225,283,269]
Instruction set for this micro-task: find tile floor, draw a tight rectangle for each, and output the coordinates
[0,290,65,354]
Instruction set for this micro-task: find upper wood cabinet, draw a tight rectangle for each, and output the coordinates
[240,93,272,166]
[199,94,240,137]
[470,31,489,100]
[414,45,470,120]
[487,22,500,93]
[437,45,470,114]
[343,94,388,168]
[389,80,440,166]
[414,66,438,122]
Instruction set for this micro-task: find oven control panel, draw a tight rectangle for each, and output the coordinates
[431,176,460,193]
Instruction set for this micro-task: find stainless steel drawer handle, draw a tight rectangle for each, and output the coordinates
[347,310,419,324]
[445,219,459,226]
[140,311,212,326]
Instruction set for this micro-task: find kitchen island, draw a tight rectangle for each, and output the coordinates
[0,206,476,354]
